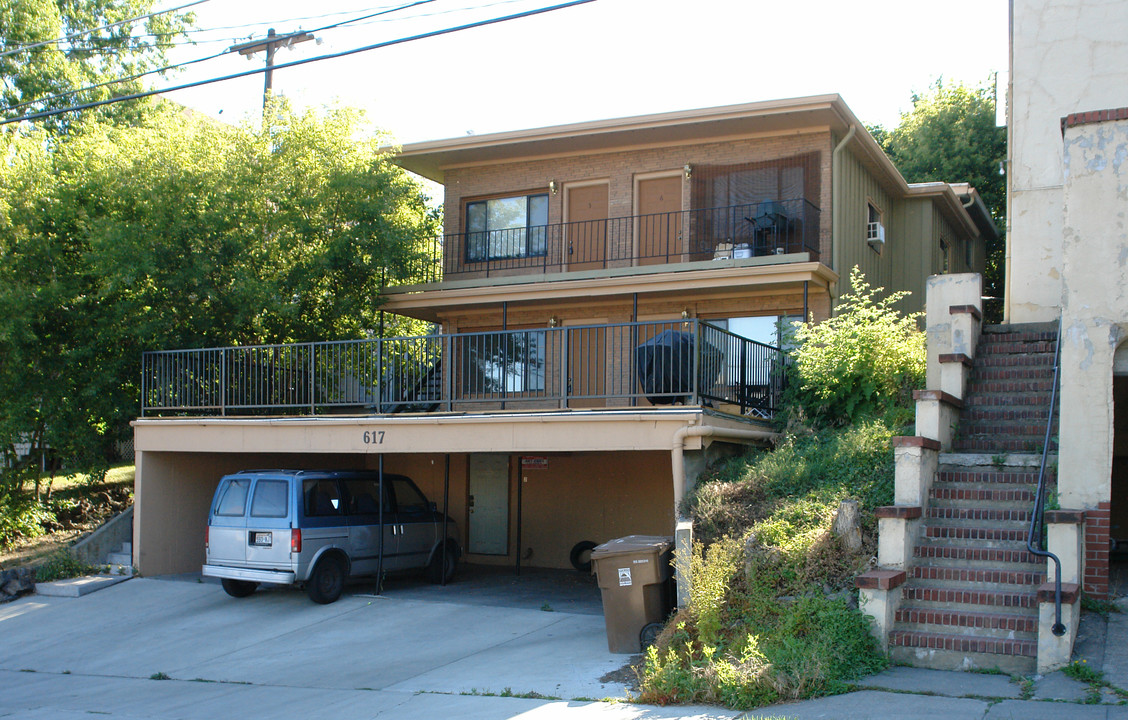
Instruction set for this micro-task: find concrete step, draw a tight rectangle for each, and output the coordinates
[889,632,1037,673]
[914,544,1042,567]
[937,453,1051,474]
[106,552,132,567]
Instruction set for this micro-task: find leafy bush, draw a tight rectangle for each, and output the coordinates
[34,549,105,582]
[0,497,54,548]
[783,267,924,425]
[638,539,886,709]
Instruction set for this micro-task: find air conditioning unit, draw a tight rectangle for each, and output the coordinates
[867,221,885,251]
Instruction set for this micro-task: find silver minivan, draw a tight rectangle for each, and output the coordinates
[202,469,460,603]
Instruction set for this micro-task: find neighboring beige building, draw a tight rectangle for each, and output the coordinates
[1009,0,1128,599]
[132,96,990,588]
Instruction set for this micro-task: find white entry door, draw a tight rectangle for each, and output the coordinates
[468,454,509,555]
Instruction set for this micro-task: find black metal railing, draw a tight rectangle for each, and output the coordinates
[141,320,789,419]
[399,199,821,284]
[1026,316,1065,637]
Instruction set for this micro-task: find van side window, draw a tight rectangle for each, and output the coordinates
[303,479,343,517]
[215,478,251,516]
[391,478,429,514]
[342,478,384,515]
[250,480,288,518]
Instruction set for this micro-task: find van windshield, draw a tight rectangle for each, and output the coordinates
[215,478,251,516]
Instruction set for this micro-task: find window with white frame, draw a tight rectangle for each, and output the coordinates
[466,194,549,262]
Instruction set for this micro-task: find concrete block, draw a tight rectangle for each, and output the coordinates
[1038,592,1081,674]
[36,574,132,598]
[877,516,921,569]
[892,437,940,505]
[1047,511,1084,584]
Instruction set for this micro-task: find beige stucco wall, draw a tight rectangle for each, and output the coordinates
[1008,0,1128,323]
[1057,118,1128,509]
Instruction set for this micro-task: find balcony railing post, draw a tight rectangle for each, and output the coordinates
[444,334,453,412]
[309,342,316,415]
[560,327,569,409]
[220,348,227,417]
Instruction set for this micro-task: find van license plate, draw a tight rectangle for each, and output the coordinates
[253,532,272,546]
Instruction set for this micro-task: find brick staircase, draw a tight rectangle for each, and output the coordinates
[888,323,1058,673]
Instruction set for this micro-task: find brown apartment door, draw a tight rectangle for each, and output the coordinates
[565,184,608,272]
[637,175,682,265]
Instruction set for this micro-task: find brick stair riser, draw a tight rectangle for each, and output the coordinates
[976,341,1056,355]
[967,367,1054,383]
[926,508,1031,524]
[965,406,1054,422]
[921,526,1029,543]
[965,393,1051,407]
[936,469,1049,484]
[930,486,1036,505]
[953,439,1055,453]
[973,354,1055,368]
[957,422,1053,439]
[901,585,1037,609]
[911,566,1045,586]
[889,631,1038,659]
[965,380,1056,394]
[915,545,1042,566]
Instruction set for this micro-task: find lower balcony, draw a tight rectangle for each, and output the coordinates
[141,320,789,420]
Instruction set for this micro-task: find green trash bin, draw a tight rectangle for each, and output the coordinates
[590,535,674,653]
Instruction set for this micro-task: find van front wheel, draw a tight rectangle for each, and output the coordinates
[221,579,259,598]
[307,556,346,604]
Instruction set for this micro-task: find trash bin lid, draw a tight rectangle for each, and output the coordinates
[590,535,673,559]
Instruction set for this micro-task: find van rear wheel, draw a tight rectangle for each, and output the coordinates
[307,555,345,604]
[221,579,259,598]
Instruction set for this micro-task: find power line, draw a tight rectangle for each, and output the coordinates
[0,0,209,59]
[4,0,432,115]
[1,0,596,126]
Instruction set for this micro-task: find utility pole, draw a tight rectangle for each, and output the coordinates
[229,28,316,112]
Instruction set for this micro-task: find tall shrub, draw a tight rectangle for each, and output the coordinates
[785,267,924,424]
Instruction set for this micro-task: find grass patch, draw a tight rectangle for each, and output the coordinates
[33,549,107,582]
[639,419,897,710]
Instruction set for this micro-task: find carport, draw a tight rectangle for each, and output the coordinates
[132,409,772,589]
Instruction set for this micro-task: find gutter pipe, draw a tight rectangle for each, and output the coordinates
[831,124,858,282]
[670,424,778,511]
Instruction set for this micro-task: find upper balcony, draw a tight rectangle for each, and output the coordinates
[395,199,821,287]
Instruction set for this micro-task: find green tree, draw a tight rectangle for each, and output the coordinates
[0,0,194,132]
[869,78,1006,318]
[0,103,439,536]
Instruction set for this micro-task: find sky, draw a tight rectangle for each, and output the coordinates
[157,0,1010,145]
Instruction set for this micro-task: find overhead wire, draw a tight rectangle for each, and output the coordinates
[3,0,437,115]
[0,0,210,59]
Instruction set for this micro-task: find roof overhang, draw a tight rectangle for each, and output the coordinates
[393,94,896,185]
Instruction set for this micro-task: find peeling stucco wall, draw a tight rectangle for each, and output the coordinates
[1008,0,1128,323]
[1058,118,1128,508]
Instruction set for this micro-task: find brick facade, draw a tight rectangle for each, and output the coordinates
[1085,501,1111,599]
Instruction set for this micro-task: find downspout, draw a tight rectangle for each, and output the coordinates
[671,423,778,608]
[670,424,778,512]
[831,124,858,285]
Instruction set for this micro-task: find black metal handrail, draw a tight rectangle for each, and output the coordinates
[398,199,821,285]
[1026,315,1065,636]
[140,320,789,419]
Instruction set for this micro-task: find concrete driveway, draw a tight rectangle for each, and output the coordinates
[0,572,736,719]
